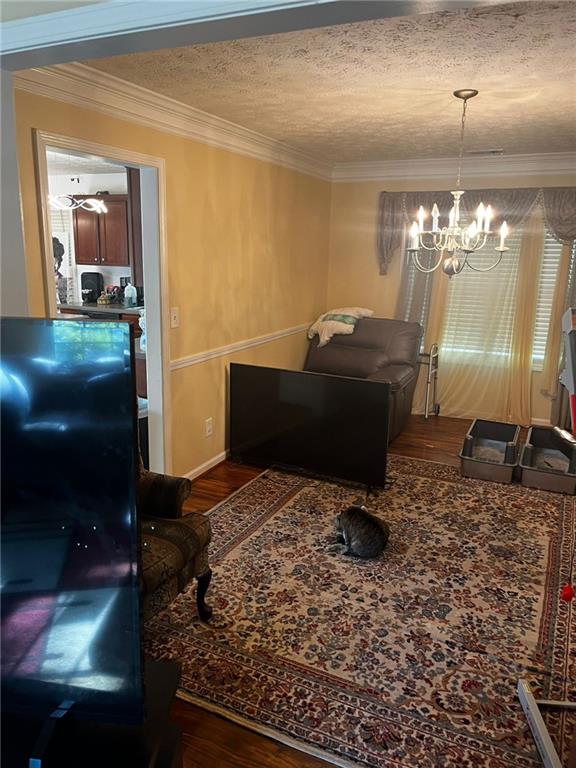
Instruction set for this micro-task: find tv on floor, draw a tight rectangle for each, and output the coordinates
[229,363,389,486]
[0,317,143,736]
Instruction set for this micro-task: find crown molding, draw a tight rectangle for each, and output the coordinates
[13,63,575,185]
[13,63,333,181]
[331,153,576,182]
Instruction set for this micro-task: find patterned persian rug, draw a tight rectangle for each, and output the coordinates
[145,456,575,767]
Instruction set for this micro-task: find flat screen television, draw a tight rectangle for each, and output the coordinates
[0,318,143,734]
[229,363,389,486]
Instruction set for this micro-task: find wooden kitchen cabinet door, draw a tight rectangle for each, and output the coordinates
[98,199,130,266]
[73,206,100,265]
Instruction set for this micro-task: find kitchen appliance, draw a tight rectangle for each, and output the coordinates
[80,271,104,303]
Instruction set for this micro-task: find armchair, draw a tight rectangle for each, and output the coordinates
[304,317,423,442]
[137,464,212,621]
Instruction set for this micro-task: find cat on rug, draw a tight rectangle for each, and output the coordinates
[330,505,390,559]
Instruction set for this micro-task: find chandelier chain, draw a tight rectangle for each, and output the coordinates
[456,97,468,190]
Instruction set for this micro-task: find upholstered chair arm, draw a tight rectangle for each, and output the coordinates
[137,468,192,519]
[367,364,417,391]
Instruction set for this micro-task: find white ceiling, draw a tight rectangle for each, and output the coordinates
[46,149,126,175]
[84,1,576,163]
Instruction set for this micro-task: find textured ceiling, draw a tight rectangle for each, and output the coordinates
[46,150,126,175]
[85,1,576,163]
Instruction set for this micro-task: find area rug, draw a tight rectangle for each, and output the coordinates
[144,456,575,767]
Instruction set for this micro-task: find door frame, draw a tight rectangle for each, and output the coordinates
[34,129,172,473]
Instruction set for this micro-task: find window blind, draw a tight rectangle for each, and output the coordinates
[531,233,568,370]
[441,227,523,363]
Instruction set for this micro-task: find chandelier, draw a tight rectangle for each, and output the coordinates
[407,89,509,277]
[49,194,108,214]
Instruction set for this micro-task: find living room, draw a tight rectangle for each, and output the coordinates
[1,1,575,767]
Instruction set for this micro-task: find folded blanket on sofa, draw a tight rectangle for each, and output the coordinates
[308,306,374,347]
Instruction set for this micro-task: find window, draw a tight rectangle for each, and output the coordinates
[400,217,572,369]
[53,321,129,363]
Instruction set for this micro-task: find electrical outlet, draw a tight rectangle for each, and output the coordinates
[204,417,213,438]
[170,307,179,328]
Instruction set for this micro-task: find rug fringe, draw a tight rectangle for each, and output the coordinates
[176,689,361,768]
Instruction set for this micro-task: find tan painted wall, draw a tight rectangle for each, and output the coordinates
[327,174,576,424]
[14,90,331,474]
[172,331,309,474]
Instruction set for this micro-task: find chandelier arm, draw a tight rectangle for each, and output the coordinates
[454,253,468,274]
[419,240,442,252]
[463,251,503,272]
[411,251,444,273]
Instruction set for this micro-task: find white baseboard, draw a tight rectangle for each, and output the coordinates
[184,450,228,481]
[530,418,552,426]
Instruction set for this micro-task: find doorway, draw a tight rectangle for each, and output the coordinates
[34,131,171,473]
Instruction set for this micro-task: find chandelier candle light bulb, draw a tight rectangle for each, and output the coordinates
[431,203,440,232]
[499,221,509,251]
[417,206,426,232]
[406,90,509,276]
[409,221,420,250]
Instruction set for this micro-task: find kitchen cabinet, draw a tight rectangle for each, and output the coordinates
[73,195,130,267]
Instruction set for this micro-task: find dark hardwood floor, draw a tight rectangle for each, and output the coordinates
[173,414,471,767]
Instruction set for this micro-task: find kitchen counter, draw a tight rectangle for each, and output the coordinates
[58,302,144,316]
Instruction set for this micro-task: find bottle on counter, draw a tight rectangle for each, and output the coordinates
[138,308,146,352]
[97,291,111,305]
[124,281,137,308]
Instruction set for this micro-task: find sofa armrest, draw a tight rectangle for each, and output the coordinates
[137,469,192,519]
[367,364,417,391]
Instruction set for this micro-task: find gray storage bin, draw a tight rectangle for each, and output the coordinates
[460,419,520,484]
[520,426,576,494]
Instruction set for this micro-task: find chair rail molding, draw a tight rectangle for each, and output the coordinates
[170,323,309,371]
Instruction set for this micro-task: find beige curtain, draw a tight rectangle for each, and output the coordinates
[413,208,545,423]
[505,207,545,424]
[412,268,448,414]
[541,241,573,396]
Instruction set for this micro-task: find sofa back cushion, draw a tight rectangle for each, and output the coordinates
[304,317,422,377]
[305,344,390,378]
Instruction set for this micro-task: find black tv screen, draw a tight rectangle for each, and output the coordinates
[0,318,143,727]
[229,363,389,486]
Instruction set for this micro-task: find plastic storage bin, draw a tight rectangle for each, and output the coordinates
[460,419,521,484]
[519,426,576,494]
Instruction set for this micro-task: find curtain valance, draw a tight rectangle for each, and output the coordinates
[377,186,576,275]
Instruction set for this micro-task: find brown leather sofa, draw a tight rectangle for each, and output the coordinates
[304,317,423,442]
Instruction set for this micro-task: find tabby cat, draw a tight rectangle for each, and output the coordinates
[333,505,390,559]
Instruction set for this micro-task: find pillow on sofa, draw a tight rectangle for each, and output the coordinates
[308,307,374,347]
